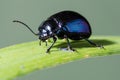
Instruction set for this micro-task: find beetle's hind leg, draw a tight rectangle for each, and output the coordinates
[84,38,105,49]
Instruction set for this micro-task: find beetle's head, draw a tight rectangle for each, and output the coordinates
[38,29,50,42]
[38,20,53,42]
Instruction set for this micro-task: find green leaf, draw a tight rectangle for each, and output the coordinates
[0,36,120,80]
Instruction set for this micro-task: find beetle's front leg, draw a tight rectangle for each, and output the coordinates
[46,36,57,53]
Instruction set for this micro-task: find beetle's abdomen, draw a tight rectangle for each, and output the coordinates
[65,19,90,33]
[63,19,91,40]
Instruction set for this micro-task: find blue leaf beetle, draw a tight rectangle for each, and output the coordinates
[13,11,104,53]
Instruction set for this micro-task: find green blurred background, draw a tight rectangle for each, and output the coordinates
[0,0,120,80]
[0,0,120,48]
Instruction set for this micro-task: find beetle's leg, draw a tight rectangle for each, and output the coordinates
[65,35,75,51]
[39,40,41,46]
[39,40,47,46]
[45,41,47,46]
[85,38,104,49]
[46,36,57,53]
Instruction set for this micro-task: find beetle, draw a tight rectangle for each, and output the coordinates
[13,11,104,53]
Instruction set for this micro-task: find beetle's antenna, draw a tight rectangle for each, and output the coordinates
[13,20,39,36]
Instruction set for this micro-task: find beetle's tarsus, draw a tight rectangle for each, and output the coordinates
[97,45,105,49]
[46,49,50,53]
[67,46,75,51]
[59,47,75,52]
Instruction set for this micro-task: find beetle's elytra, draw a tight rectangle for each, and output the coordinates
[13,11,104,53]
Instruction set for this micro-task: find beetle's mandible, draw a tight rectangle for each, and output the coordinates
[13,11,104,53]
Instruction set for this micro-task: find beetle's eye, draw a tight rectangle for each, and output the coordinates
[43,29,46,33]
[41,29,48,37]
[42,29,47,34]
